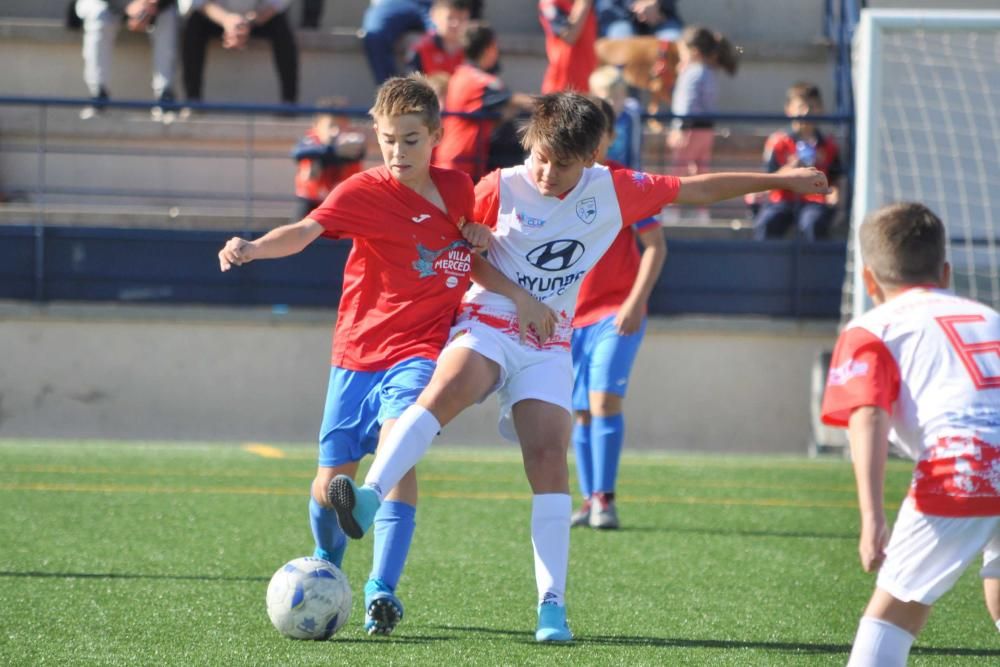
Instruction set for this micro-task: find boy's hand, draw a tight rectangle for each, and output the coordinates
[614,298,644,335]
[858,513,889,572]
[459,218,491,254]
[218,237,256,271]
[513,293,557,345]
[781,167,829,195]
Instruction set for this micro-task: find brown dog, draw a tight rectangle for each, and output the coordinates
[595,36,679,120]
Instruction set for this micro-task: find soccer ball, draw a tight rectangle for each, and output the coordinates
[266,557,352,640]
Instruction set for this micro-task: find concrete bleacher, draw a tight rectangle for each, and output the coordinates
[0,0,838,235]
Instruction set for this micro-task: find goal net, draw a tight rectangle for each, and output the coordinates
[848,8,1000,319]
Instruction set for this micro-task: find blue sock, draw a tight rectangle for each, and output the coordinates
[572,421,593,499]
[592,414,624,494]
[309,496,346,568]
[369,500,416,591]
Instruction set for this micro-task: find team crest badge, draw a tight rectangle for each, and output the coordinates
[576,197,597,224]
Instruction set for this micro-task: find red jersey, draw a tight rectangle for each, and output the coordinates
[573,162,661,327]
[408,32,464,76]
[763,128,843,205]
[308,166,476,371]
[436,63,511,182]
[293,129,364,202]
[821,288,1000,517]
[538,0,597,93]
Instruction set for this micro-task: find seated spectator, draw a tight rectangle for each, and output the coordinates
[74,0,180,120]
[179,0,299,105]
[588,65,642,168]
[538,0,598,93]
[435,23,534,181]
[291,97,366,220]
[407,0,472,77]
[753,82,843,241]
[597,0,683,40]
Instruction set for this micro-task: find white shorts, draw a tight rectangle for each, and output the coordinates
[443,319,573,442]
[876,498,1000,605]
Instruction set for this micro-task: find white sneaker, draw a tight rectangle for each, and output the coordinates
[589,493,620,530]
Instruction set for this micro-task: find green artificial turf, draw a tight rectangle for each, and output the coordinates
[0,440,997,665]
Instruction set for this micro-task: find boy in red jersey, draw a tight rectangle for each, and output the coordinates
[291,96,366,220]
[569,97,665,530]
[406,0,471,77]
[538,0,597,93]
[821,203,1000,666]
[328,92,827,643]
[753,82,844,240]
[218,75,551,637]
[436,22,533,181]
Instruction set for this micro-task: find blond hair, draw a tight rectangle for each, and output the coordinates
[588,65,626,98]
[369,75,441,131]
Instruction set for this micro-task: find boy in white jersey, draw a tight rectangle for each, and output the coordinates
[820,202,1000,667]
[328,92,828,642]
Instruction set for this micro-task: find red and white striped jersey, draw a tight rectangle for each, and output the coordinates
[821,287,1000,516]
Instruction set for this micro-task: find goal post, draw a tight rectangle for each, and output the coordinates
[849,8,1000,319]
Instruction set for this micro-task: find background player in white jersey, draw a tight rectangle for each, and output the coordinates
[820,203,1000,667]
[328,92,828,643]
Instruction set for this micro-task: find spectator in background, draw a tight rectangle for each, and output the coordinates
[179,0,299,105]
[597,0,682,40]
[361,0,432,84]
[665,25,738,222]
[75,0,179,121]
[406,0,472,77]
[588,65,642,168]
[538,0,597,93]
[292,97,367,220]
[436,23,533,182]
[753,83,843,241]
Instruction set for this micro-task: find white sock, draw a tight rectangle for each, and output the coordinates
[531,493,571,607]
[995,618,1000,633]
[364,404,440,501]
[847,617,915,667]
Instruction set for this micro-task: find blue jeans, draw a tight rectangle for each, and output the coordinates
[361,0,431,84]
[753,201,835,241]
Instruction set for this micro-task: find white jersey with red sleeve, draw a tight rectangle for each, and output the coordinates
[821,287,1000,516]
[465,159,679,348]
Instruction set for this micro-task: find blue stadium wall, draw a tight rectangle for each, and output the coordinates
[0,226,846,318]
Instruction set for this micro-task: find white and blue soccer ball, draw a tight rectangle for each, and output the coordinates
[266,557,352,640]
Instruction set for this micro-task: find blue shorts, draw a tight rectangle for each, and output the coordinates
[571,314,647,411]
[317,357,436,467]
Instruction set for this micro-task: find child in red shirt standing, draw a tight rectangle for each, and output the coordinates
[570,97,666,530]
[406,0,472,77]
[436,23,533,182]
[538,0,597,93]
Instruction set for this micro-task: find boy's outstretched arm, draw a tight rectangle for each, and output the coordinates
[470,255,558,344]
[674,167,828,205]
[218,218,324,271]
[847,405,892,573]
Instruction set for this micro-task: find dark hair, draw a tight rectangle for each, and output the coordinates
[369,74,441,131]
[432,0,474,11]
[313,95,349,122]
[681,26,739,76]
[786,82,822,106]
[463,22,496,61]
[520,93,606,162]
[586,94,616,137]
[860,202,947,285]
